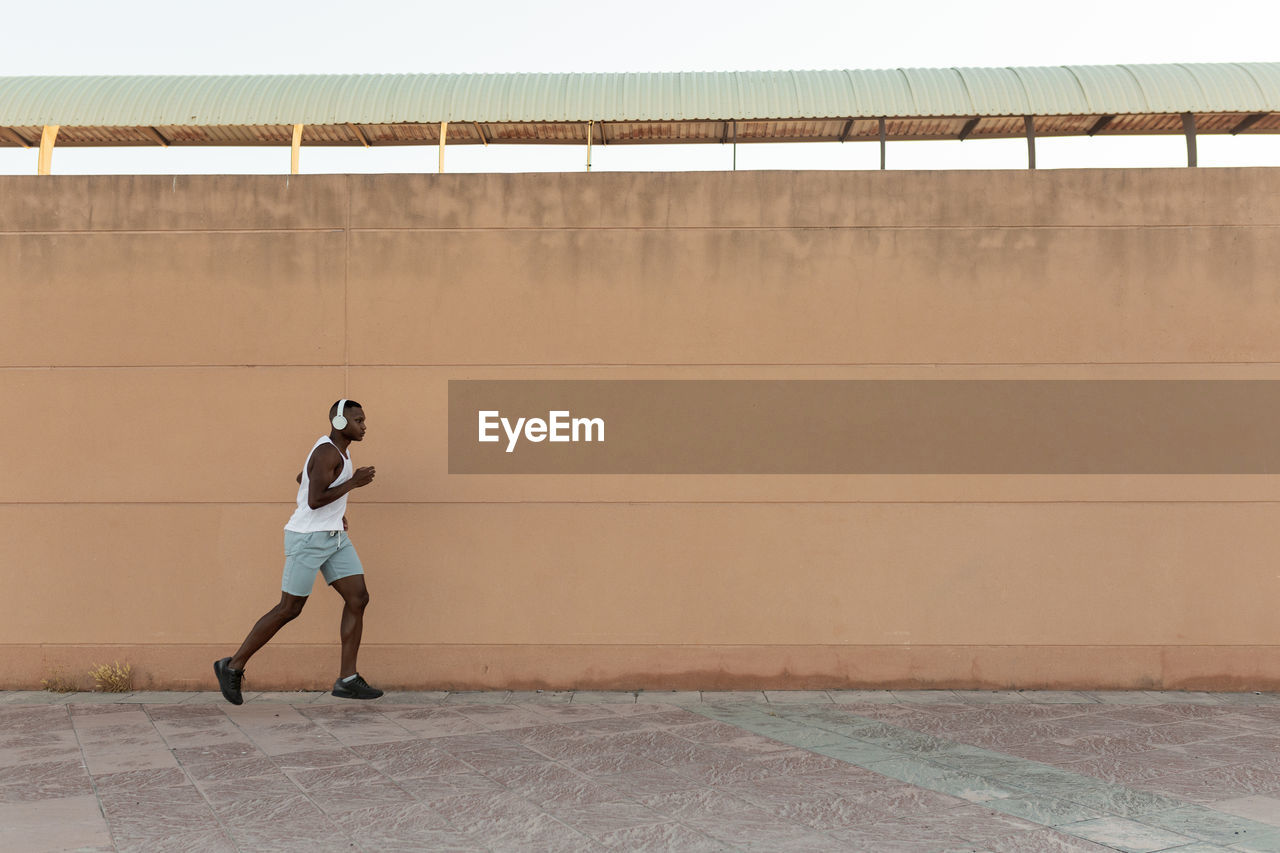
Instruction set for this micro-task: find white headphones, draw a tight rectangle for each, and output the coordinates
[331,399,349,430]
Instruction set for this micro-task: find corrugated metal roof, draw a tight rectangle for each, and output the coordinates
[844,69,915,117]
[2,64,1278,127]
[1,64,1278,154]
[900,68,970,115]
[956,67,1033,116]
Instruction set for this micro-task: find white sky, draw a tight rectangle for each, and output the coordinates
[1,0,1276,175]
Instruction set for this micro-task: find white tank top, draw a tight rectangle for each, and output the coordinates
[284,437,353,533]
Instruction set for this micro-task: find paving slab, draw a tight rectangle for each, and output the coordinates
[0,794,114,852]
[635,690,701,705]
[5,690,1280,851]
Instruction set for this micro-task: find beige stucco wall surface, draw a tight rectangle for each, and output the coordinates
[4,169,1280,691]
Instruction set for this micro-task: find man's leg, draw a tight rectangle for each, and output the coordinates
[229,592,309,671]
[215,592,308,705]
[330,575,368,679]
[330,575,382,699]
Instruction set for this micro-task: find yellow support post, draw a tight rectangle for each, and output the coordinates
[586,120,593,172]
[38,125,58,175]
[438,121,448,173]
[291,124,303,174]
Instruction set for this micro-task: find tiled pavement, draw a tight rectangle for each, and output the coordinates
[5,690,1280,852]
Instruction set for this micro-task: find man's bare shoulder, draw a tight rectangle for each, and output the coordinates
[309,442,343,467]
[312,441,342,457]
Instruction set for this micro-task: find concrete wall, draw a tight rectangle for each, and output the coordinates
[4,169,1280,691]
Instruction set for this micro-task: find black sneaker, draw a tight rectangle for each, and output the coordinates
[213,657,244,705]
[332,673,383,700]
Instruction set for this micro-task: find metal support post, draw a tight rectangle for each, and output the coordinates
[1182,113,1198,167]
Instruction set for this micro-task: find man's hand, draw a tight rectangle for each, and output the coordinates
[343,515,349,531]
[352,466,376,487]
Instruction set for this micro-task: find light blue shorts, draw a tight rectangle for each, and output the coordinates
[281,530,364,597]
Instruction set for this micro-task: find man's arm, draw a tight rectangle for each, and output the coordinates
[305,444,376,510]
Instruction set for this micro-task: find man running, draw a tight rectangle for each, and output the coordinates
[214,399,382,704]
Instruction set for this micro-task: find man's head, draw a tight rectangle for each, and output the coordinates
[329,399,367,441]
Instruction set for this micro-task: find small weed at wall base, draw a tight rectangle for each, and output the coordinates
[88,661,133,693]
[41,667,80,693]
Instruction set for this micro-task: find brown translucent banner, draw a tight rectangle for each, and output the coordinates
[447,380,1280,474]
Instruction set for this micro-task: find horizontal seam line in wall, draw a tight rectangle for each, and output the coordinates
[349,224,1280,233]
[2,224,1279,236]
[15,643,1276,648]
[0,228,346,236]
[14,362,1280,369]
[7,501,1280,506]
